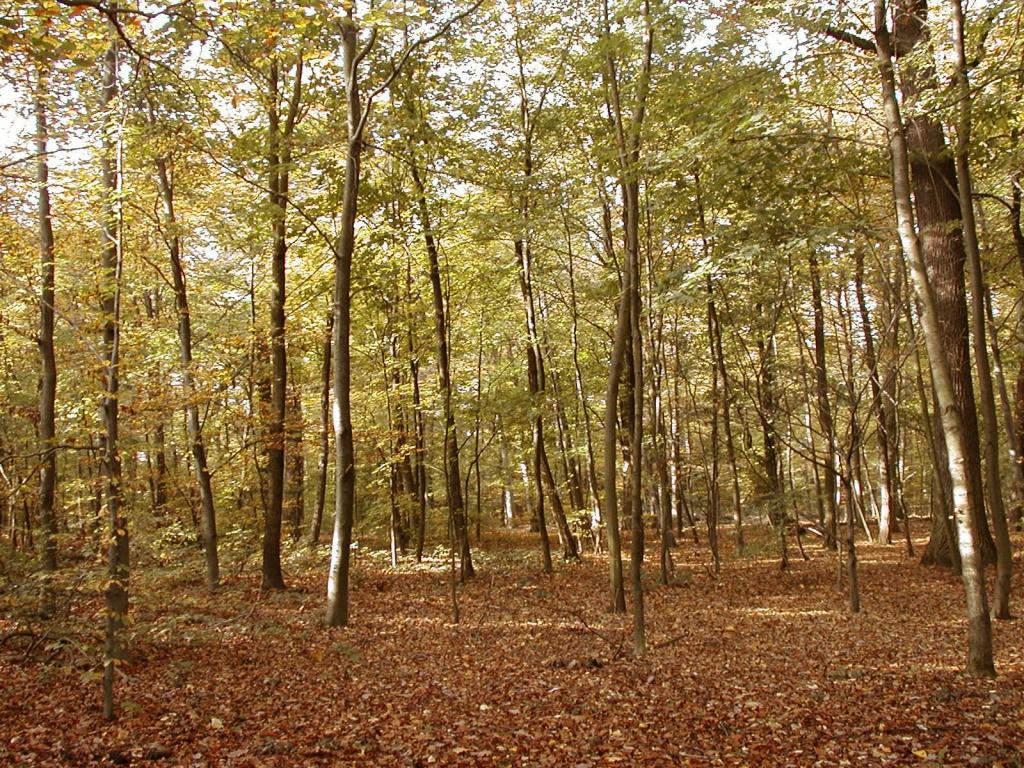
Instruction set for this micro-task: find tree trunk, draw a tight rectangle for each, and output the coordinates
[410,324,428,562]
[985,288,1024,525]
[286,363,305,542]
[712,286,742,554]
[512,57,578,565]
[809,249,839,549]
[756,321,786,568]
[893,0,995,564]
[706,278,722,575]
[854,249,899,547]
[308,310,332,547]
[1011,181,1024,509]
[948,0,1012,618]
[263,55,303,591]
[563,204,603,532]
[100,15,129,719]
[325,19,359,627]
[35,62,58,580]
[873,4,994,676]
[146,117,220,587]
[408,157,473,580]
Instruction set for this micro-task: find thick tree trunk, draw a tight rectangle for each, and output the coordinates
[893,0,995,564]
[873,5,994,676]
[949,0,1012,618]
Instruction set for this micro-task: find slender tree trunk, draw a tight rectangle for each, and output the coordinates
[309,310,332,546]
[703,293,743,557]
[499,423,515,528]
[917,326,960,570]
[1011,180,1024,507]
[563,207,603,530]
[391,323,416,552]
[873,5,994,676]
[286,362,305,542]
[35,63,58,580]
[757,325,786,568]
[706,278,722,575]
[838,286,862,611]
[880,251,913,554]
[985,288,1024,524]
[472,315,483,542]
[410,154,473,579]
[809,250,839,549]
[512,57,578,565]
[325,19,359,627]
[382,334,403,565]
[100,15,128,719]
[263,55,303,590]
[147,109,220,588]
[672,321,699,543]
[854,250,899,546]
[628,189,645,656]
[410,325,428,562]
[712,290,742,553]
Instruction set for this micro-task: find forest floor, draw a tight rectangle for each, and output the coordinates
[2,526,1024,767]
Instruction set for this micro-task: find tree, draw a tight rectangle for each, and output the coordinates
[947,0,1013,619]
[262,49,304,591]
[601,0,653,654]
[34,37,58,585]
[325,0,481,626]
[143,88,220,591]
[510,2,580,568]
[97,5,129,719]
[872,0,994,677]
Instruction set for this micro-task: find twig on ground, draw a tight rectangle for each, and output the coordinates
[555,607,627,660]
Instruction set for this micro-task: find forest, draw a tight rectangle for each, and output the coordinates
[2,0,1024,764]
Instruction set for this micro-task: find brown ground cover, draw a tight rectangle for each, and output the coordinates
[2,529,1023,766]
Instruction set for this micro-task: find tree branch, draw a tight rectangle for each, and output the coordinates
[824,25,873,52]
[54,0,152,62]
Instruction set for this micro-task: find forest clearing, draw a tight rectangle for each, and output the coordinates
[3,528,1024,767]
[3,0,1024,763]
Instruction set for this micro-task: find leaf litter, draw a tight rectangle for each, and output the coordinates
[2,529,1023,766]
